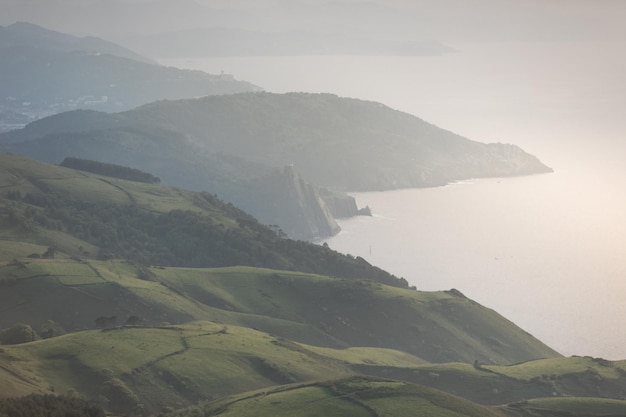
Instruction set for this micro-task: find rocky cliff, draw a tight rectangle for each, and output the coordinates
[243,166,341,240]
[319,188,363,218]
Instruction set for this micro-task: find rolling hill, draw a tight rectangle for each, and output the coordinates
[0,153,624,416]
[0,152,588,415]
[0,153,397,284]
[162,376,626,417]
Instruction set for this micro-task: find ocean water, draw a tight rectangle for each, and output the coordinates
[160,41,626,359]
[320,170,626,359]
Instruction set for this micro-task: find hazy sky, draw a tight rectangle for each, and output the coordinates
[2,0,625,42]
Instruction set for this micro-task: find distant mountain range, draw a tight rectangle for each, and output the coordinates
[3,0,621,47]
[122,27,456,58]
[0,92,552,239]
[0,22,260,131]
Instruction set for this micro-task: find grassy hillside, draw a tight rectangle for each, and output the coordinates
[0,323,420,414]
[150,266,559,364]
[163,376,626,417]
[0,258,558,364]
[0,321,622,416]
[166,376,506,417]
[503,397,626,417]
[0,153,401,284]
[2,153,620,417]
[356,356,626,406]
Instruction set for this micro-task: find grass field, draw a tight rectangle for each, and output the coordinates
[503,397,626,416]
[486,356,626,381]
[169,377,507,417]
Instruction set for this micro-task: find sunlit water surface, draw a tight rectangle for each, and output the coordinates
[161,42,626,359]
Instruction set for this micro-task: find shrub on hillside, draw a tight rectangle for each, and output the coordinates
[0,324,35,345]
[101,378,142,415]
[0,394,104,417]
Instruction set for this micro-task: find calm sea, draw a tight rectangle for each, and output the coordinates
[160,41,626,359]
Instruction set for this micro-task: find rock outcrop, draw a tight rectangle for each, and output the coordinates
[243,166,340,240]
[318,188,360,218]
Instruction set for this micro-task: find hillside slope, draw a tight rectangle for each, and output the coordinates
[1,154,623,417]
[0,260,559,365]
[0,260,565,414]
[0,153,396,283]
[163,375,626,417]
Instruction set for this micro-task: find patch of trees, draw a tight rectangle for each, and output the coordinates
[95,316,117,330]
[0,324,35,345]
[0,321,63,344]
[60,157,160,184]
[0,394,104,417]
[16,190,407,288]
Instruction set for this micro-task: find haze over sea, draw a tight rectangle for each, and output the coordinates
[161,41,626,359]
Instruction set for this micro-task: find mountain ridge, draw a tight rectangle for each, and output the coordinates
[0,92,552,239]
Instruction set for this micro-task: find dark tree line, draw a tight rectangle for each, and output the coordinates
[60,157,160,184]
[0,394,104,417]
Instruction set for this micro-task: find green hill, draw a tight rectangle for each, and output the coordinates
[0,153,400,283]
[0,153,624,417]
[1,321,622,416]
[166,376,506,417]
[142,375,626,417]
[355,356,626,406]
[0,258,558,364]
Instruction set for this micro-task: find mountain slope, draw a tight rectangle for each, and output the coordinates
[166,376,626,417]
[0,259,558,366]
[0,153,558,361]
[0,92,552,192]
[0,153,398,283]
[166,377,507,417]
[0,92,552,238]
[0,259,563,414]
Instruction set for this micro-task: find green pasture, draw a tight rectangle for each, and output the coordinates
[0,240,49,261]
[487,356,626,380]
[504,397,626,416]
[173,377,508,417]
